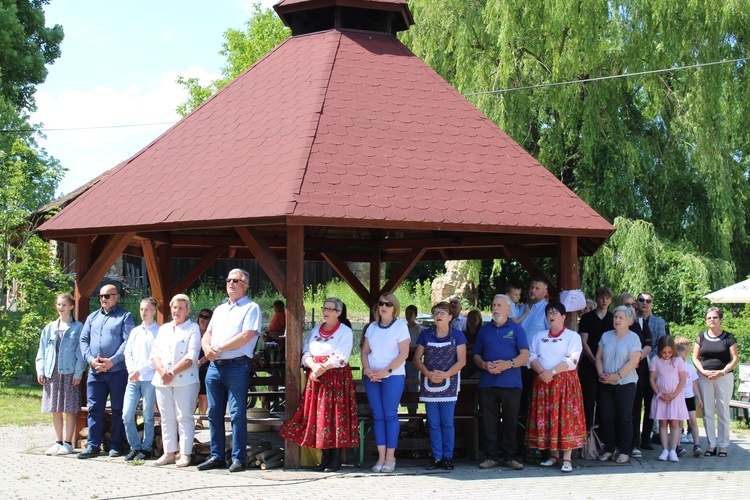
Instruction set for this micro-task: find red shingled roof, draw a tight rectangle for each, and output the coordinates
[39,29,613,239]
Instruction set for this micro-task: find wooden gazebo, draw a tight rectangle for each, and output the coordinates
[38,0,614,467]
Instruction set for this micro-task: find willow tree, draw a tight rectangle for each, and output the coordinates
[401,0,750,279]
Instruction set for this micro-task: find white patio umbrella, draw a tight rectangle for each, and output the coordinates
[704,279,750,303]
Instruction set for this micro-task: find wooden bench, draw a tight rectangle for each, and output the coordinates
[354,381,480,466]
[730,399,750,425]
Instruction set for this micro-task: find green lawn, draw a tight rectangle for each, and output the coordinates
[0,384,51,426]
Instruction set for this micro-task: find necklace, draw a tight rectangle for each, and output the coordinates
[378,318,396,329]
[318,321,341,341]
[548,327,565,339]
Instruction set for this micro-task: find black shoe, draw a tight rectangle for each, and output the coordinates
[313,449,331,472]
[135,450,151,460]
[323,448,341,472]
[228,460,245,473]
[426,458,443,470]
[197,457,226,471]
[124,449,139,461]
[77,446,101,459]
[443,458,454,470]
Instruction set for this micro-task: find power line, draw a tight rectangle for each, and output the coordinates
[464,57,748,97]
[2,57,746,133]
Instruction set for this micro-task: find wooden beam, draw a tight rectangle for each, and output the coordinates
[74,236,93,321]
[284,225,305,469]
[320,252,371,306]
[506,245,559,297]
[559,236,579,330]
[78,232,136,296]
[157,245,172,323]
[235,226,286,294]
[170,246,227,296]
[142,239,167,320]
[380,247,426,295]
[370,251,381,305]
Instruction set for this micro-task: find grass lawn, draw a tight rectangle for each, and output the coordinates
[0,384,50,426]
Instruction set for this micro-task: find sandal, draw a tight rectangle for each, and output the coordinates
[718,451,728,457]
[615,454,630,465]
[560,459,573,473]
[540,457,561,467]
[704,449,716,457]
[598,452,613,462]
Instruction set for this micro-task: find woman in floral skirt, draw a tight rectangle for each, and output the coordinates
[280,297,358,472]
[525,302,587,472]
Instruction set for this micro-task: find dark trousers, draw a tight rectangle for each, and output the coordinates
[641,375,655,444]
[86,369,128,450]
[480,386,522,461]
[598,382,636,454]
[578,362,599,430]
[632,362,649,449]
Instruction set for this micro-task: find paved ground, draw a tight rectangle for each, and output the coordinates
[5,425,750,499]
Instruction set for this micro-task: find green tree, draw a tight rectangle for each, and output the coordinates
[177,2,289,116]
[401,0,750,279]
[0,0,64,109]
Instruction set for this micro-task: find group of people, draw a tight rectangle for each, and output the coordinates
[35,272,740,474]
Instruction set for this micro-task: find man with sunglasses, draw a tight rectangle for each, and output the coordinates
[636,292,670,450]
[78,284,135,458]
[197,269,261,473]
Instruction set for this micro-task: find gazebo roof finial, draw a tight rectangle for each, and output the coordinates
[273,0,414,36]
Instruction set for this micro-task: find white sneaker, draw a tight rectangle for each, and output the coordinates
[657,450,669,461]
[687,433,694,444]
[680,433,690,443]
[57,443,74,455]
[45,443,61,455]
[668,450,679,462]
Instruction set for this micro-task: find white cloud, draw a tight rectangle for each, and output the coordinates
[32,66,220,196]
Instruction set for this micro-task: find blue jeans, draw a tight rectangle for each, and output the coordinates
[86,369,128,450]
[122,380,156,451]
[364,375,405,449]
[206,358,251,463]
[425,400,457,460]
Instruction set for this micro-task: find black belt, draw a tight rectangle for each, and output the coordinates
[213,355,248,366]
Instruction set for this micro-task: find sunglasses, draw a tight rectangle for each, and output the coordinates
[624,302,635,307]
[99,293,118,299]
[225,278,246,284]
[637,297,652,304]
[378,301,394,307]
[198,314,211,320]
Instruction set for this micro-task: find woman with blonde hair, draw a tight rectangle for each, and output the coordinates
[361,293,410,473]
[151,294,201,466]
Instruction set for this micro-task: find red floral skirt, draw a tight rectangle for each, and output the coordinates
[525,370,587,450]
[279,366,359,449]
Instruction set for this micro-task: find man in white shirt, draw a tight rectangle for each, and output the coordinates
[197,269,262,473]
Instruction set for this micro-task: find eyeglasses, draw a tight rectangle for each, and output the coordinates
[432,310,448,316]
[321,307,339,312]
[706,316,721,320]
[624,302,635,307]
[225,278,246,284]
[99,293,118,300]
[378,301,394,307]
[198,314,211,320]
[637,297,652,304]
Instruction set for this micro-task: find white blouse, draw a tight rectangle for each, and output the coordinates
[302,323,354,368]
[528,328,582,371]
[151,319,201,387]
[365,319,410,376]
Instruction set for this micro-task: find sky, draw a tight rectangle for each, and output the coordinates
[31,0,277,196]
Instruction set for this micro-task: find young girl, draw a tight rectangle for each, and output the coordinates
[35,293,86,455]
[649,335,689,462]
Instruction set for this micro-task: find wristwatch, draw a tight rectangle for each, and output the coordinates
[387,368,393,373]
[510,359,515,369]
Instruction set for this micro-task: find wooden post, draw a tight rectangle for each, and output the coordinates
[559,236,579,330]
[74,236,92,321]
[370,252,381,305]
[284,224,304,468]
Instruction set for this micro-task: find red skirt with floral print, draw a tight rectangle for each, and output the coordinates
[280,365,359,449]
[525,370,587,451]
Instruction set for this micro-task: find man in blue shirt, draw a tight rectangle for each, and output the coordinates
[78,284,135,458]
[473,294,529,470]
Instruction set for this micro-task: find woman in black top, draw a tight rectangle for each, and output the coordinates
[692,307,739,457]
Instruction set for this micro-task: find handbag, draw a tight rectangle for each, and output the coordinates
[582,424,604,460]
